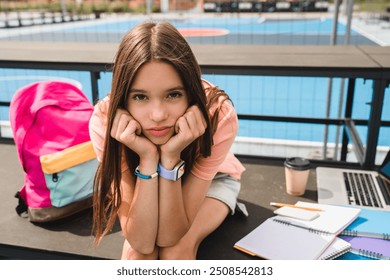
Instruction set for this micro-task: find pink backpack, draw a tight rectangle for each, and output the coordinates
[9,81,98,223]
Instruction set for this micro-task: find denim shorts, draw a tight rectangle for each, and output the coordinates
[206,173,247,216]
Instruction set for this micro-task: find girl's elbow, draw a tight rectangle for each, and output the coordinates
[130,240,156,255]
[124,232,156,255]
[122,227,158,255]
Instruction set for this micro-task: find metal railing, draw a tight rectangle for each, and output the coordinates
[0,42,389,168]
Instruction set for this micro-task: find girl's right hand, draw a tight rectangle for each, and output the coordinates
[110,109,157,158]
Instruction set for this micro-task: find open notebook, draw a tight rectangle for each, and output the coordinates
[234,217,352,259]
[234,202,360,260]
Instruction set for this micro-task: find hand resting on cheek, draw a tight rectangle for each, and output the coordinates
[160,105,207,157]
[110,108,157,157]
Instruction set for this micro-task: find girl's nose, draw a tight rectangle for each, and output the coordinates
[150,102,168,122]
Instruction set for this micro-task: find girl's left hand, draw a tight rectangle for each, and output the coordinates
[160,105,207,159]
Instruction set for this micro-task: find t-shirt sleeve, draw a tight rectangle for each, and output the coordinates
[191,100,241,181]
[89,99,108,163]
[89,97,129,173]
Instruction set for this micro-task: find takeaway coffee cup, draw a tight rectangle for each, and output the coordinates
[284,157,311,196]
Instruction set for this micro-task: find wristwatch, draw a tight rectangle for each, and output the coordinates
[158,160,185,181]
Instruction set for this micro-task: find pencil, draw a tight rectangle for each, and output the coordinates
[270,202,323,212]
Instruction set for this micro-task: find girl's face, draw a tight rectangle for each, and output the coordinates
[127,61,189,145]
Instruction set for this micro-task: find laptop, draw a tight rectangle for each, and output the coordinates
[316,149,390,212]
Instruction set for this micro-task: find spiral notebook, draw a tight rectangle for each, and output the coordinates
[234,217,349,259]
[318,237,352,260]
[336,251,374,260]
[339,235,390,260]
[341,208,390,240]
[234,202,360,259]
[271,201,361,234]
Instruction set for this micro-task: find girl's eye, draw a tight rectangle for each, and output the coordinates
[167,91,183,100]
[132,94,148,101]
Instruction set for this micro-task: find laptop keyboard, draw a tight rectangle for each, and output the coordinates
[343,172,383,208]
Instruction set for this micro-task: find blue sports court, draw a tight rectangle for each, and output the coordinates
[0,15,388,147]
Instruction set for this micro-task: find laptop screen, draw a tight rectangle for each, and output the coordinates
[379,150,390,181]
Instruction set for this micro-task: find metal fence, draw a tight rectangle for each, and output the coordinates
[0,0,389,165]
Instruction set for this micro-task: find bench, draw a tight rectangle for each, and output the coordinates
[0,143,320,259]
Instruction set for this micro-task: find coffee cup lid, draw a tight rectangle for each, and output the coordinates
[284,157,310,170]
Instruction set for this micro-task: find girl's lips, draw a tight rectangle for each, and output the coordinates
[148,127,171,137]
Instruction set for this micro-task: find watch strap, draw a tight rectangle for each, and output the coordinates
[158,160,185,181]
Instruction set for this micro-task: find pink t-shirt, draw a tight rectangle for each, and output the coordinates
[89,80,245,181]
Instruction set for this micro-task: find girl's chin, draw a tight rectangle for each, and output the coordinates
[145,134,172,146]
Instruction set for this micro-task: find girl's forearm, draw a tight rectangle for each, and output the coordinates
[156,179,190,247]
[122,156,160,254]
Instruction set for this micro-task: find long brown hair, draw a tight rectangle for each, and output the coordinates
[92,21,230,244]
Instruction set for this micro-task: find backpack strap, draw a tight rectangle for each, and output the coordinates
[14,191,28,216]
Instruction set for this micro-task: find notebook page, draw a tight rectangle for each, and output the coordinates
[234,217,335,260]
[274,201,361,234]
